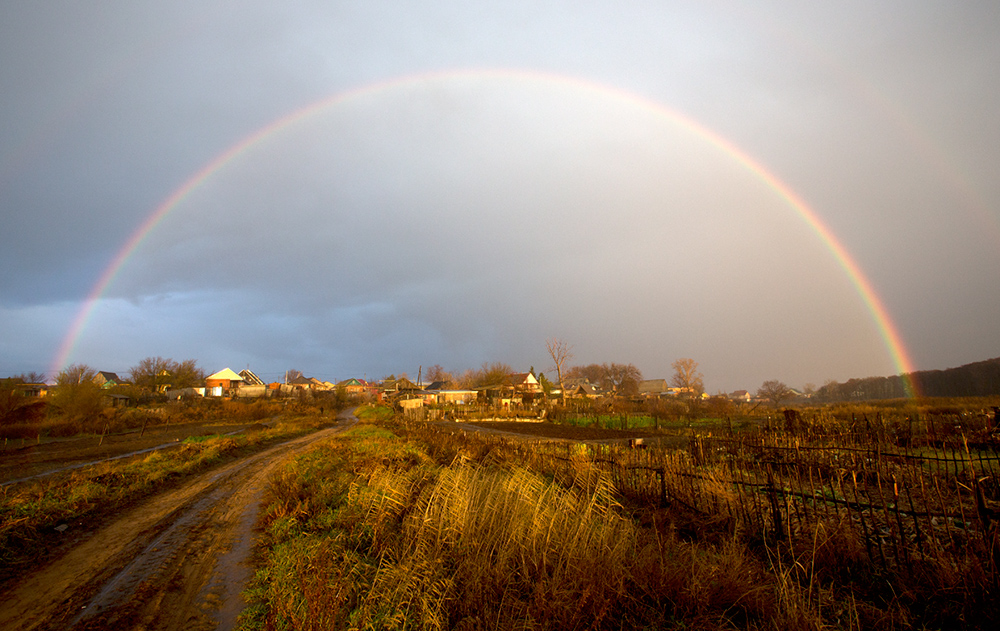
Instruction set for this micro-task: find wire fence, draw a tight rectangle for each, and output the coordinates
[414,421,1000,577]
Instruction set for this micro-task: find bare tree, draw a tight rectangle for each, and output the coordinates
[474,362,513,388]
[670,358,704,397]
[757,379,793,408]
[18,371,47,384]
[285,369,303,384]
[452,368,478,390]
[130,357,203,391]
[129,356,173,391]
[603,362,643,395]
[565,363,604,384]
[426,364,451,383]
[53,364,103,421]
[171,359,205,389]
[546,338,573,403]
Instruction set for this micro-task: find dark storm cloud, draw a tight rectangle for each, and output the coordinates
[2,1,999,390]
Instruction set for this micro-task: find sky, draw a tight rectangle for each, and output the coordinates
[2,1,999,392]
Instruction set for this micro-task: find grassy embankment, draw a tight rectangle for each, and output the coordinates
[240,409,868,631]
[0,412,330,581]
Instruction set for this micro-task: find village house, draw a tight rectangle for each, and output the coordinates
[93,371,123,388]
[337,378,368,396]
[381,376,419,397]
[638,379,701,398]
[728,390,751,402]
[637,379,669,397]
[205,367,244,396]
[14,381,49,398]
[509,372,542,394]
[286,375,330,392]
[433,389,478,405]
[238,369,265,386]
[569,383,602,398]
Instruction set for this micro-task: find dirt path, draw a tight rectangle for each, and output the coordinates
[0,413,356,631]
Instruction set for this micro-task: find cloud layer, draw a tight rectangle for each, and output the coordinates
[2,2,998,390]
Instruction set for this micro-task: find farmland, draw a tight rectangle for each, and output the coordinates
[242,399,1000,630]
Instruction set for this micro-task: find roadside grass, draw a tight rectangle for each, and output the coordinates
[355,404,396,422]
[0,414,327,582]
[241,422,833,631]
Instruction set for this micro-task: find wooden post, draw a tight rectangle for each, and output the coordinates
[849,471,877,566]
[767,467,784,539]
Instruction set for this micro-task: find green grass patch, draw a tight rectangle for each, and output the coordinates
[354,404,395,422]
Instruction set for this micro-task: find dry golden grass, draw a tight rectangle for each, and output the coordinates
[243,423,868,631]
[242,417,1000,630]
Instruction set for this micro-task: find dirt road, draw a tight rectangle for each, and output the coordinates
[0,413,356,631]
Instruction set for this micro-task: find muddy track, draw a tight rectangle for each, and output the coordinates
[0,414,356,631]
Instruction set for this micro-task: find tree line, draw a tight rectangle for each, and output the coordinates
[814,356,1000,401]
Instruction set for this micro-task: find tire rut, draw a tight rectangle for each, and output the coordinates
[0,417,355,631]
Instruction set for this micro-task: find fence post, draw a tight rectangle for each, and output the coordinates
[766,466,784,539]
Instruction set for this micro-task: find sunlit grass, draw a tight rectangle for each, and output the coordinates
[241,421,839,631]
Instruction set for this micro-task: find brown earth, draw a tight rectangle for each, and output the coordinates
[0,413,357,631]
[442,419,669,443]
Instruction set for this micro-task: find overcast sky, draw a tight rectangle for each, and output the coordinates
[2,1,998,391]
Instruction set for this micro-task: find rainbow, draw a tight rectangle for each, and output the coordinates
[49,68,919,395]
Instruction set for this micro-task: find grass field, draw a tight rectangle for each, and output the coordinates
[239,409,1000,630]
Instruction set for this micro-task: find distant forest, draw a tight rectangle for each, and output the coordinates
[815,357,1000,401]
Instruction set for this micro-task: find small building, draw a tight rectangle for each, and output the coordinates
[338,378,365,395]
[15,382,49,398]
[509,372,542,394]
[728,390,751,403]
[94,371,123,388]
[637,379,669,397]
[287,375,329,391]
[570,383,602,398]
[432,389,478,405]
[205,368,244,396]
[399,397,424,411]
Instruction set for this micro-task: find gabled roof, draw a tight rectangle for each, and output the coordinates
[384,377,418,390]
[637,379,669,394]
[96,371,122,383]
[509,372,538,384]
[207,367,243,381]
[239,369,264,386]
[573,383,601,396]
